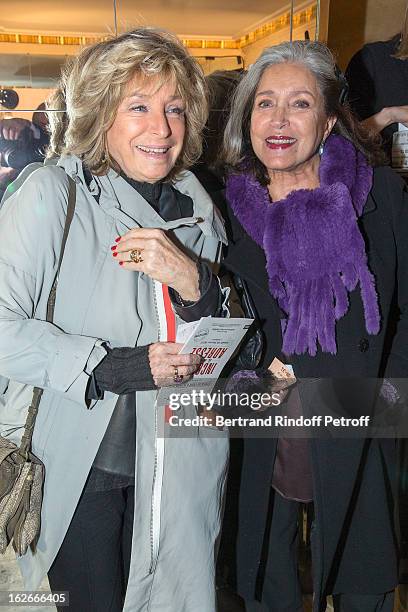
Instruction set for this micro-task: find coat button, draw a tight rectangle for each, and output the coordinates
[358,338,369,352]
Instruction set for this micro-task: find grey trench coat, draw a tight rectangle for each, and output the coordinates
[0,155,229,612]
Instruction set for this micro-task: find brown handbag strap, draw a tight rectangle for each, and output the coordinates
[19,175,76,458]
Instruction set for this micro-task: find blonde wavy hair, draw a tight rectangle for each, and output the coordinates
[47,27,208,180]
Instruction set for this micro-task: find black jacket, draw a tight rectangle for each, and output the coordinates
[346,36,408,154]
[221,166,408,609]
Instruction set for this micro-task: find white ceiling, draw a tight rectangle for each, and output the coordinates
[1,0,307,88]
[1,0,293,38]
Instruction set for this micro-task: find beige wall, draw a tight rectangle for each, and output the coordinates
[326,0,406,70]
[0,88,53,119]
[364,0,406,42]
[242,0,406,72]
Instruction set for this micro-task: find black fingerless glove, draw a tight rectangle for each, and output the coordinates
[89,345,157,399]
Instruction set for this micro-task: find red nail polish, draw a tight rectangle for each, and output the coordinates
[111,245,117,251]
[112,252,118,257]
[115,236,121,243]
[119,261,124,266]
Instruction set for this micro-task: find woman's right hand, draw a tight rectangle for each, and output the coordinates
[148,342,202,387]
[362,105,408,133]
[387,105,408,127]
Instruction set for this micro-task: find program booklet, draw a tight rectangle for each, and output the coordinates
[156,317,253,407]
[392,123,408,175]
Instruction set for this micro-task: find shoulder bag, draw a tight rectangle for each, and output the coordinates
[0,174,76,556]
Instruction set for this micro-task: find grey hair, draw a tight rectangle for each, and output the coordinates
[223,40,381,181]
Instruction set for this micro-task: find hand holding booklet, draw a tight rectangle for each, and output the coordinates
[156,317,253,407]
[177,316,254,377]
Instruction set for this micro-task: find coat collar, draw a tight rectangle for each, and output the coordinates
[57,155,227,244]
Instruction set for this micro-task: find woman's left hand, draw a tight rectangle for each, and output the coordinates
[112,228,200,301]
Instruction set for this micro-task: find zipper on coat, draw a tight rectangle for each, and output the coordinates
[148,280,167,574]
[149,400,165,574]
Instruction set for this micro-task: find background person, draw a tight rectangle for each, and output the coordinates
[221,40,407,612]
[192,69,243,224]
[0,103,50,199]
[345,2,408,156]
[0,27,228,612]
[345,3,408,596]
[0,105,49,170]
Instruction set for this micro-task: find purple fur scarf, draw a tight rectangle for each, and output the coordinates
[226,134,380,357]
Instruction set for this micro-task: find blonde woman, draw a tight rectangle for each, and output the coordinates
[0,28,228,611]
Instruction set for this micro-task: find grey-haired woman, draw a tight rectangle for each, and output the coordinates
[220,40,407,612]
[0,28,228,611]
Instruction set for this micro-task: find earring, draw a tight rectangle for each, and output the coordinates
[101,148,109,164]
[319,140,325,156]
[101,134,109,164]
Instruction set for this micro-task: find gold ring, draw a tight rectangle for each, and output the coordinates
[130,248,143,264]
[173,366,183,384]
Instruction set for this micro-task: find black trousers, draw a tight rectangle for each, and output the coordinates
[48,468,134,612]
[246,490,395,612]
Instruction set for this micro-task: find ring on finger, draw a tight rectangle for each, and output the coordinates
[130,248,143,264]
[173,366,184,384]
